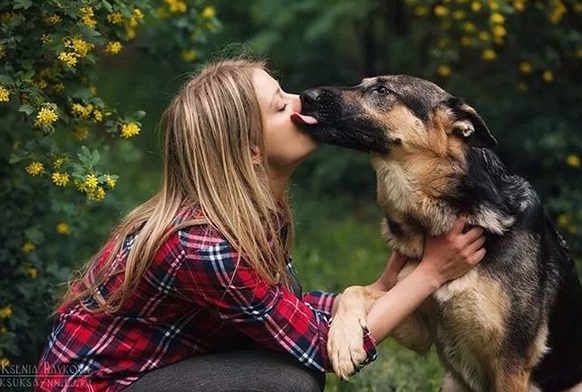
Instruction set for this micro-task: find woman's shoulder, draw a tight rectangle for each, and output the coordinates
[171,204,227,251]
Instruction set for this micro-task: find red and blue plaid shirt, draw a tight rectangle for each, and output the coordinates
[36,208,377,391]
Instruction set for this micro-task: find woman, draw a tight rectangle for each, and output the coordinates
[36,58,485,392]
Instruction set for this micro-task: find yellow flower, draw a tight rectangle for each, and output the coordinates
[164,0,187,13]
[84,174,98,190]
[0,326,7,335]
[107,11,123,25]
[56,222,70,234]
[460,35,473,46]
[471,1,482,11]
[53,82,65,92]
[104,175,117,188]
[63,36,94,57]
[491,24,506,38]
[74,126,89,140]
[22,241,35,253]
[512,0,526,11]
[120,122,140,138]
[88,186,106,201]
[27,267,38,279]
[490,13,504,24]
[0,305,12,319]
[34,106,58,126]
[434,4,448,16]
[576,48,582,58]
[181,49,197,62]
[0,358,9,367]
[437,64,452,77]
[566,154,580,167]
[519,61,532,74]
[104,41,122,54]
[481,48,497,60]
[463,21,476,32]
[549,1,566,24]
[79,6,96,27]
[25,161,44,176]
[40,34,53,44]
[43,13,61,24]
[542,70,554,82]
[132,8,144,21]
[201,6,215,18]
[58,52,77,67]
[557,213,569,226]
[53,157,65,168]
[0,85,9,102]
[52,172,70,187]
[93,109,103,122]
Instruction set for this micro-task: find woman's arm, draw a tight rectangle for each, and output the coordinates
[367,216,486,342]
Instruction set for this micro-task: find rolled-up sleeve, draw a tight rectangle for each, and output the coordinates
[172,230,376,372]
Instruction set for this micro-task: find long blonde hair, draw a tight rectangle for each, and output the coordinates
[63,58,294,312]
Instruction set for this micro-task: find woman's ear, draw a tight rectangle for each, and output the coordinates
[251,145,263,165]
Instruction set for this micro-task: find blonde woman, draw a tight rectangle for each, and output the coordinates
[36,58,485,392]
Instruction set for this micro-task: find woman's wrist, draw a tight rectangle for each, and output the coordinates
[410,260,443,293]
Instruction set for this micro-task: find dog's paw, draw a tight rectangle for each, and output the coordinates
[327,313,367,379]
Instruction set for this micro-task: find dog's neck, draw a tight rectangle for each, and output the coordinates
[371,148,517,258]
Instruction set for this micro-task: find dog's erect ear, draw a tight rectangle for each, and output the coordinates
[445,97,497,148]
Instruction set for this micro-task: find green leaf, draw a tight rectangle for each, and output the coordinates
[0,75,14,85]
[12,0,32,10]
[24,227,45,244]
[18,104,35,115]
[133,110,146,119]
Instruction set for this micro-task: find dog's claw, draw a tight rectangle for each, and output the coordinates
[328,314,367,379]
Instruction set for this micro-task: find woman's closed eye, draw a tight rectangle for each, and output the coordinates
[278,103,288,112]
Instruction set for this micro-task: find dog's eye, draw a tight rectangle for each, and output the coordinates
[374,86,389,95]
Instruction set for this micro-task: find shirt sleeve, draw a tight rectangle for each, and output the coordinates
[301,291,337,318]
[172,230,377,372]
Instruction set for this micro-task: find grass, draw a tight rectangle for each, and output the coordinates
[290,195,443,391]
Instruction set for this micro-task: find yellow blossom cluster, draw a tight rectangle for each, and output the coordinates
[71,102,103,122]
[34,106,58,127]
[105,41,123,54]
[74,126,89,140]
[164,0,188,13]
[25,161,44,176]
[56,222,70,234]
[125,8,144,39]
[42,13,61,24]
[27,266,38,279]
[0,85,9,102]
[22,241,35,253]
[120,122,140,138]
[79,6,96,28]
[0,305,12,319]
[59,35,95,67]
[566,153,581,167]
[201,6,215,18]
[549,0,567,24]
[75,174,106,201]
[52,172,70,186]
[104,174,117,188]
[181,49,197,62]
[107,11,124,25]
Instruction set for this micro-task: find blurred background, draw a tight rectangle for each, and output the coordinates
[1,0,581,390]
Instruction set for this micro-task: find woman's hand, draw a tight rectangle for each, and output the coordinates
[417,216,486,288]
[370,252,408,292]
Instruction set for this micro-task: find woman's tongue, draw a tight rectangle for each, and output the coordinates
[291,113,319,125]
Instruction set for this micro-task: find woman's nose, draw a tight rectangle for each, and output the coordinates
[289,93,301,112]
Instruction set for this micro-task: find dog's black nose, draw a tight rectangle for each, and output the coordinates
[300,88,323,112]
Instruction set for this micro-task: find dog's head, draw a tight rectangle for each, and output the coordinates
[292,75,497,157]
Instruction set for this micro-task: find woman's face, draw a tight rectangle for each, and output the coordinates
[253,69,318,172]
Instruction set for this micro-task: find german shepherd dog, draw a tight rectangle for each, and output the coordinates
[291,75,582,391]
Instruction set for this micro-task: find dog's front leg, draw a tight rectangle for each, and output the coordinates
[328,285,383,379]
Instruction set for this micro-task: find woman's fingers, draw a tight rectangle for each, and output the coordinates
[461,225,484,245]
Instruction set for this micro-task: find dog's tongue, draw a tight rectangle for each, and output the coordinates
[291,112,318,125]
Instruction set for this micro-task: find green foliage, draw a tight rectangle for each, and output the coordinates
[0,0,219,367]
[212,0,582,257]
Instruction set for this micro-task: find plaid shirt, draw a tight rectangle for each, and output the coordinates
[36,208,377,391]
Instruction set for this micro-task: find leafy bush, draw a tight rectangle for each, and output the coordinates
[0,0,219,367]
